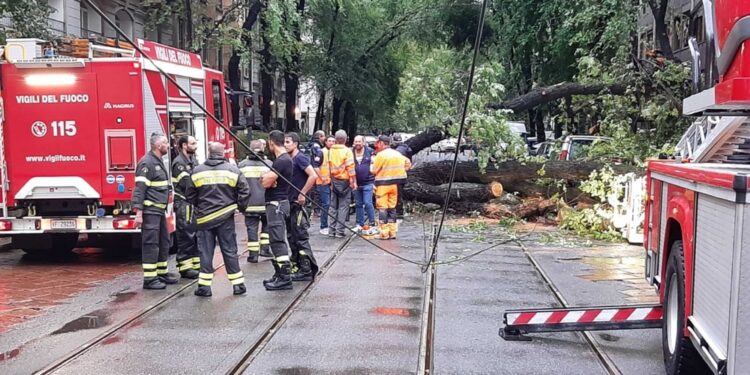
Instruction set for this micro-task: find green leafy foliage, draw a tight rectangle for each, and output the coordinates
[0,0,52,43]
[559,166,623,242]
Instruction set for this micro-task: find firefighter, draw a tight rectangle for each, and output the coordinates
[186,142,251,297]
[371,135,412,239]
[239,140,272,263]
[261,130,295,291]
[284,132,319,281]
[171,135,200,279]
[133,133,177,290]
[328,130,357,238]
[391,134,413,221]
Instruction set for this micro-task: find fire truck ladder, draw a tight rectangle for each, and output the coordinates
[676,116,750,163]
[500,304,663,341]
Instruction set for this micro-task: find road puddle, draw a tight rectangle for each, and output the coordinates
[52,309,110,334]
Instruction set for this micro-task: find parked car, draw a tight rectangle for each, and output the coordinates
[558,135,611,161]
[532,140,555,157]
[431,138,458,153]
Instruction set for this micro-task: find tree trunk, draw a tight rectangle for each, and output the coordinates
[331,97,343,131]
[239,0,270,129]
[260,11,274,131]
[342,100,356,138]
[526,110,536,138]
[284,73,299,132]
[314,89,326,132]
[561,96,574,139]
[228,52,241,129]
[403,180,503,204]
[442,199,557,220]
[487,82,627,113]
[534,108,545,142]
[407,160,641,193]
[649,0,674,60]
[282,0,306,133]
[184,0,193,50]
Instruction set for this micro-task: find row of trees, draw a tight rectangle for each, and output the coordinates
[3,0,690,166]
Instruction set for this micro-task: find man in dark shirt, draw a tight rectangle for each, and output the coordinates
[261,130,295,291]
[284,132,319,281]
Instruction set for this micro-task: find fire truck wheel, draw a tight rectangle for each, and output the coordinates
[662,240,710,375]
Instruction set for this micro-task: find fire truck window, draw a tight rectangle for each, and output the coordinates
[170,118,193,137]
[212,80,223,121]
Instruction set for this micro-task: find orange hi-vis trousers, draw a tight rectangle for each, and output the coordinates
[375,185,398,210]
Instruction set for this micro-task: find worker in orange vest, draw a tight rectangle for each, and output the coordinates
[370,135,412,239]
[312,135,332,234]
[327,130,357,238]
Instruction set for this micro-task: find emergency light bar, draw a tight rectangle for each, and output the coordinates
[24,73,76,86]
[13,58,85,69]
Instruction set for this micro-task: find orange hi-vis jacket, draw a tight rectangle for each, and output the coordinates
[315,148,331,185]
[328,144,356,181]
[371,148,411,186]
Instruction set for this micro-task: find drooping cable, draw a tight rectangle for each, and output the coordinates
[425,0,490,271]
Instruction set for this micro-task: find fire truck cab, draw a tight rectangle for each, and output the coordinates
[0,37,234,253]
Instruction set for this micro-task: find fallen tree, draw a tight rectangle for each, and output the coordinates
[403,180,503,204]
[486,82,627,113]
[403,159,640,219]
[407,160,641,191]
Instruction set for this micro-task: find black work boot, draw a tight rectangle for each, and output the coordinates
[291,257,314,282]
[264,262,293,291]
[180,269,199,279]
[159,272,179,284]
[143,278,166,290]
[247,251,259,263]
[263,261,281,286]
[194,285,212,297]
[259,246,273,257]
[233,283,247,295]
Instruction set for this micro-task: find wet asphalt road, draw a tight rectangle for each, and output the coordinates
[0,216,664,374]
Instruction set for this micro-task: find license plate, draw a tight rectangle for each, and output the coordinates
[51,219,77,230]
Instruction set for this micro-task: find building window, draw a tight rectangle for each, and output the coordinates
[114,9,134,39]
[80,4,89,34]
[178,17,186,50]
[212,80,224,121]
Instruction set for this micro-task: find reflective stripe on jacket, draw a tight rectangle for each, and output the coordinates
[238,156,270,214]
[132,151,171,215]
[328,144,355,181]
[186,157,250,229]
[315,148,331,185]
[371,148,411,186]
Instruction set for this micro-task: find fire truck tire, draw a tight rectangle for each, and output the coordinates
[662,240,710,375]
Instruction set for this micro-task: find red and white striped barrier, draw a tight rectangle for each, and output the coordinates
[500,304,663,340]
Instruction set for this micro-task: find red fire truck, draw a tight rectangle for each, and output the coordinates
[501,1,750,374]
[0,38,234,254]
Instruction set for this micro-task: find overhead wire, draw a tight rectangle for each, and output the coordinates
[425,0,490,270]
